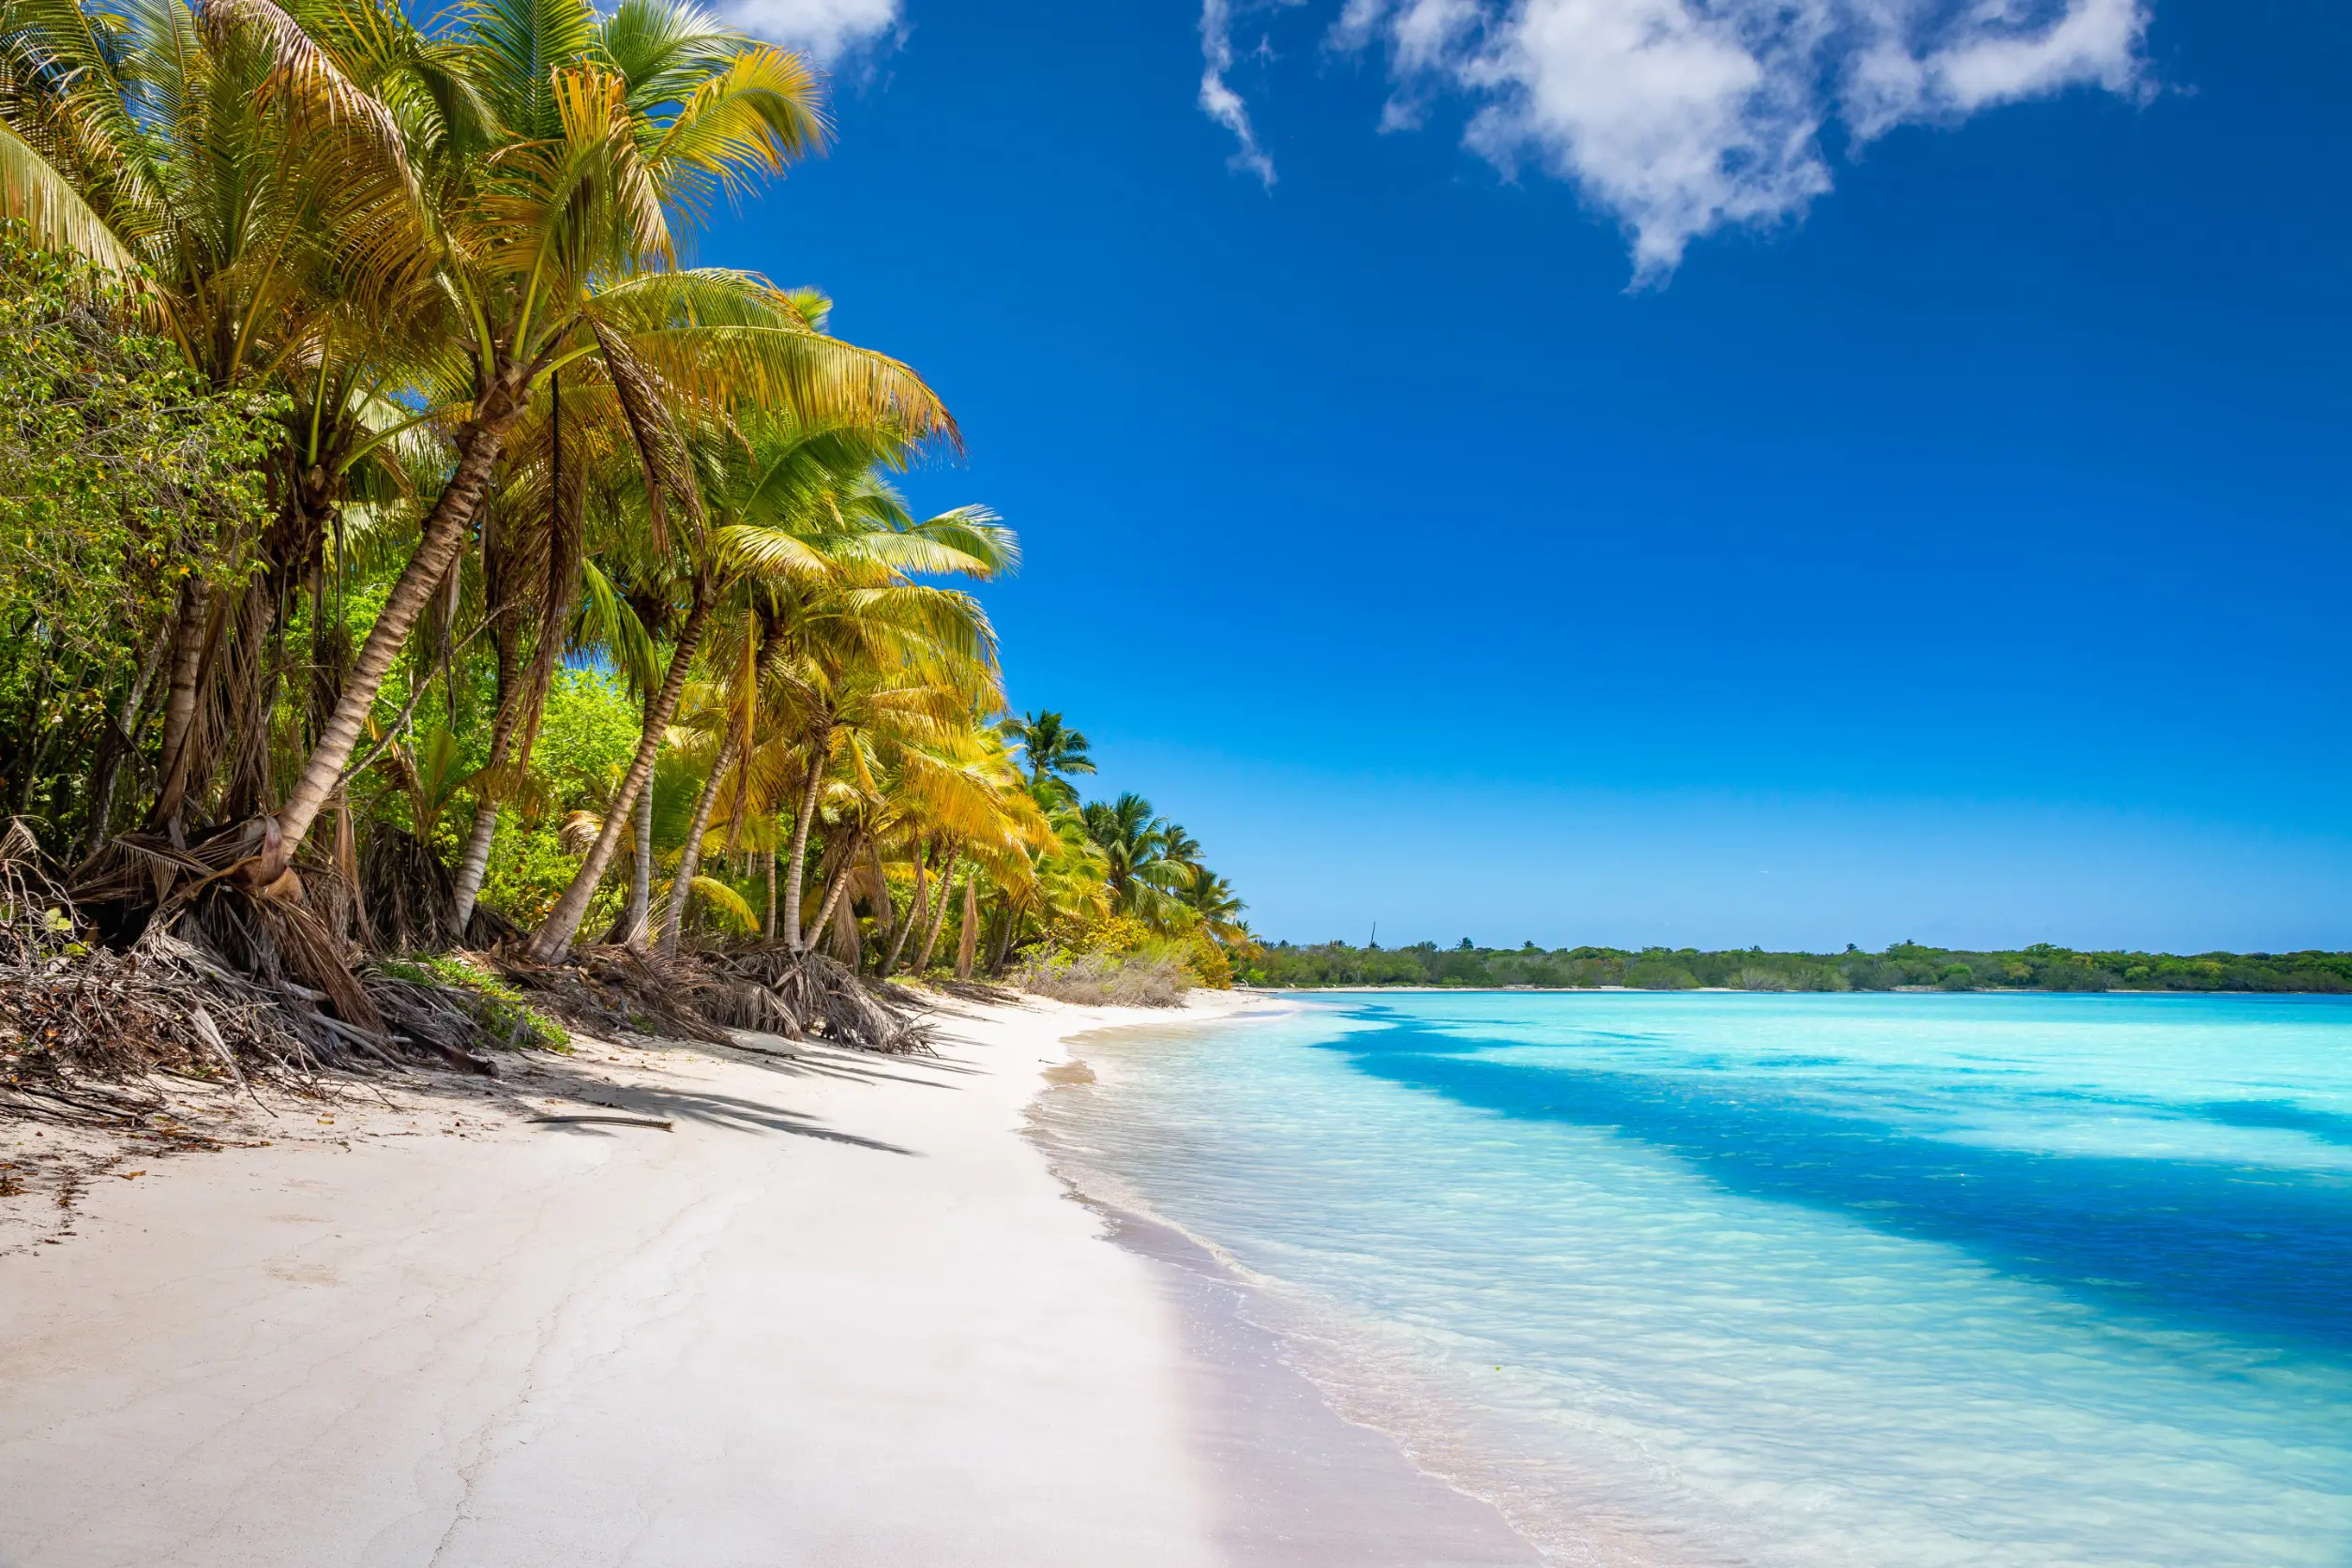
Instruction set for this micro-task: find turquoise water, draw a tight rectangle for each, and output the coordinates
[1033,992,2352,1567]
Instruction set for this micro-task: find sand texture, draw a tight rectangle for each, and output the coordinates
[0,990,1539,1568]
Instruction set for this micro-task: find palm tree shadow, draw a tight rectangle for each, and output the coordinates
[526,1082,919,1155]
[379,1033,940,1155]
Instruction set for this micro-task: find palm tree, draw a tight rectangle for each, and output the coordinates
[652,422,1003,955]
[1182,868,1247,946]
[1080,792,1193,923]
[0,0,441,840]
[1,0,957,897]
[1003,710,1093,803]
[270,0,959,893]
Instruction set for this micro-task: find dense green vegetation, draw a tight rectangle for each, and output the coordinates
[1244,941,2352,993]
[0,0,1244,1061]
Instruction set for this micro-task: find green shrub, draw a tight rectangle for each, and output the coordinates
[374,955,570,1051]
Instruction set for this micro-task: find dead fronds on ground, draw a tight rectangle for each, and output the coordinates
[492,942,933,1056]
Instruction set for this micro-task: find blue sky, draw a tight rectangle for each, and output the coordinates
[704,0,2348,952]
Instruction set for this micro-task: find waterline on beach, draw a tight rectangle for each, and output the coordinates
[1032,992,2352,1567]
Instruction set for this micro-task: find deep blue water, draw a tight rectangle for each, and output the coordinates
[1035,992,2352,1567]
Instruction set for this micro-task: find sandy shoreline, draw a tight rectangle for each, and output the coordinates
[0,990,1539,1566]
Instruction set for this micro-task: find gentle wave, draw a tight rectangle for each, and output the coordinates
[1031,992,2352,1567]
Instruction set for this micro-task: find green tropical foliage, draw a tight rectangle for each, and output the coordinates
[0,0,1242,1002]
[1244,941,2352,993]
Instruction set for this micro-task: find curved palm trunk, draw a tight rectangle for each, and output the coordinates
[452,619,532,935]
[863,837,894,973]
[987,898,1018,977]
[449,801,502,935]
[779,724,830,953]
[528,583,715,963]
[597,696,658,949]
[144,578,215,837]
[661,631,788,956]
[270,391,523,875]
[807,831,863,961]
[881,837,927,977]
[658,736,737,957]
[914,854,961,973]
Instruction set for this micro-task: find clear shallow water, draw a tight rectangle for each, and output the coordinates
[1032,992,2352,1568]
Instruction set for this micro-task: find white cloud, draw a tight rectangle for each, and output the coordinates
[718,0,902,64]
[1201,0,1280,186]
[1327,0,2151,282]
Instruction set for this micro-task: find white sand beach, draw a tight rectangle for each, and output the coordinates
[0,991,1538,1568]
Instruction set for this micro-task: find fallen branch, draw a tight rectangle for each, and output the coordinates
[527,1114,673,1131]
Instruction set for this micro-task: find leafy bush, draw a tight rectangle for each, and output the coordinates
[372,954,570,1051]
[1011,909,1243,1003]
[1013,946,1194,1007]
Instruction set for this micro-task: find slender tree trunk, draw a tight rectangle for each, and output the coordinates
[451,803,501,934]
[882,836,927,977]
[83,614,173,856]
[915,855,961,973]
[270,390,523,874]
[452,608,531,932]
[762,843,777,939]
[987,900,1017,977]
[809,833,861,961]
[862,836,894,973]
[617,768,655,947]
[779,725,830,952]
[659,736,736,957]
[144,578,214,837]
[661,628,788,956]
[528,581,716,962]
[955,875,978,980]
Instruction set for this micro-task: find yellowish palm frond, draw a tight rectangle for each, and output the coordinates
[0,119,137,270]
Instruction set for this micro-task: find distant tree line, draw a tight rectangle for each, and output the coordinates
[1243,941,2352,994]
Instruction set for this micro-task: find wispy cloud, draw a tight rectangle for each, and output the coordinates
[717,0,903,65]
[1323,0,2150,282]
[1200,0,1280,187]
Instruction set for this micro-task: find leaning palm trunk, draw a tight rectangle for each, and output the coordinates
[144,579,215,837]
[778,725,830,952]
[450,802,501,936]
[269,390,526,877]
[954,876,978,980]
[863,837,894,973]
[618,784,655,946]
[658,740,736,957]
[914,855,961,973]
[881,837,928,977]
[451,638,532,932]
[661,632,788,956]
[986,898,1018,977]
[529,581,716,962]
[806,830,863,962]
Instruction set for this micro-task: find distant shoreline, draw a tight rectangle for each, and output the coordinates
[1241,942,2352,996]
[1244,984,2347,997]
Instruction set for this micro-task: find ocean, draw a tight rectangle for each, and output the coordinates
[1030,991,2352,1567]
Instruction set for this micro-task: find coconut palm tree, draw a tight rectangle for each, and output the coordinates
[280,0,952,881]
[1003,710,1093,803]
[1081,792,1192,923]
[1181,868,1247,946]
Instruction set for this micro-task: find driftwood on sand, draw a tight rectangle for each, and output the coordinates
[4,822,932,1132]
